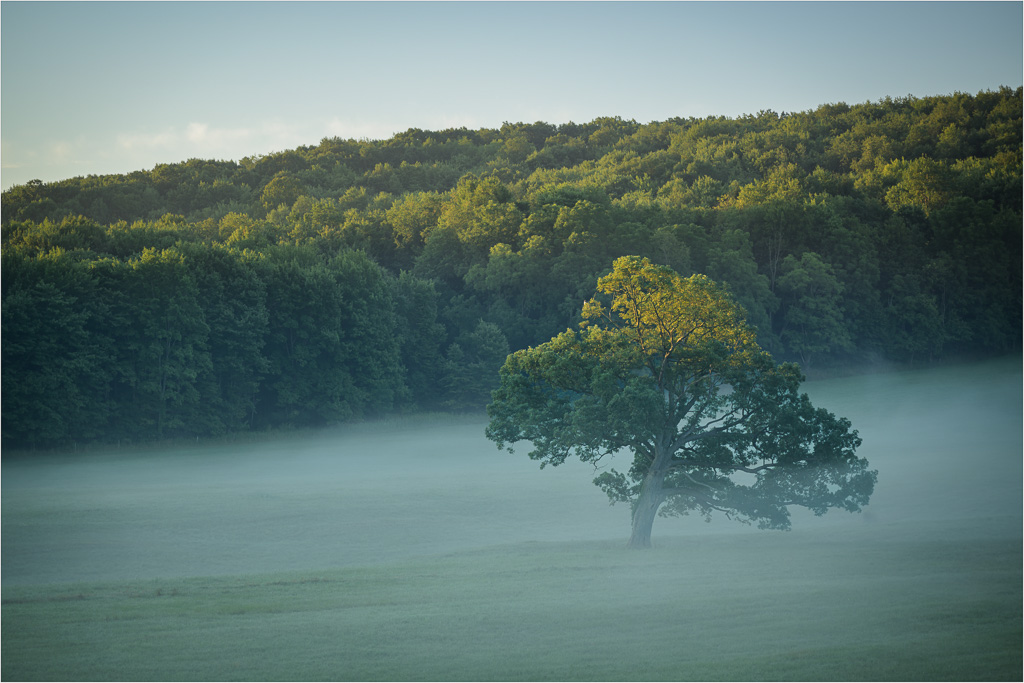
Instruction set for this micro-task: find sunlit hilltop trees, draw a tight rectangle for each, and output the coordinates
[3,88,1020,448]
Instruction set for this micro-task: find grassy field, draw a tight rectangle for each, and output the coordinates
[3,358,1021,681]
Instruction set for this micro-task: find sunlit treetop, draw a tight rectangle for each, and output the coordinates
[487,256,875,548]
[581,256,765,380]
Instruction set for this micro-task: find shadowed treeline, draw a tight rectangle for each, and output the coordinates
[3,88,1020,448]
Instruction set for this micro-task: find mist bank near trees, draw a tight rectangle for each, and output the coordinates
[3,88,1021,448]
[2,357,1019,586]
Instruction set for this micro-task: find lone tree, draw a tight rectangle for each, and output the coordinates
[486,256,876,548]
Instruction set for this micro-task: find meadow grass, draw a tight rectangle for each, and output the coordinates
[3,519,1020,681]
[3,358,1021,681]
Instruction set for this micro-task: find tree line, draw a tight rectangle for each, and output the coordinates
[3,87,1020,448]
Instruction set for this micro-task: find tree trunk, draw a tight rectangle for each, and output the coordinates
[627,474,664,549]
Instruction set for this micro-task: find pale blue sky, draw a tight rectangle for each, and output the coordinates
[2,1,1021,189]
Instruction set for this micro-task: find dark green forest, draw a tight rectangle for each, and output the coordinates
[3,88,1021,449]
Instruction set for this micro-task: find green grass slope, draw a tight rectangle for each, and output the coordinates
[3,521,1019,681]
[3,358,1021,680]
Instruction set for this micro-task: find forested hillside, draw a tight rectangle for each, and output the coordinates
[3,88,1021,448]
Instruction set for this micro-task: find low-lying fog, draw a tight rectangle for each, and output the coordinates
[3,357,1020,586]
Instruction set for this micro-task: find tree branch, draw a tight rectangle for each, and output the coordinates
[667,457,778,475]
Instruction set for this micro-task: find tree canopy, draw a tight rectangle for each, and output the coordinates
[2,88,1020,449]
[486,256,876,548]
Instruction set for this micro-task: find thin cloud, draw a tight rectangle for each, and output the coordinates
[49,141,76,162]
[117,128,179,151]
[114,121,315,161]
[185,122,212,144]
[1,139,24,169]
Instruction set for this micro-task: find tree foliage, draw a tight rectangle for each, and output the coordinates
[2,88,1020,449]
[486,257,876,547]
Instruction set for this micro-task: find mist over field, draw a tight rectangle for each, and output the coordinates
[4,357,1020,585]
[3,357,1021,680]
